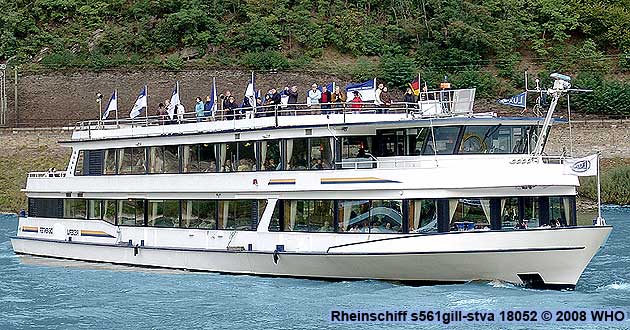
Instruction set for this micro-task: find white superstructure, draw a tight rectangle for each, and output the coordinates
[11,86,611,289]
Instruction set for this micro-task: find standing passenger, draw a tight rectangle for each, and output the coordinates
[308,84,321,107]
[320,85,332,113]
[195,97,204,122]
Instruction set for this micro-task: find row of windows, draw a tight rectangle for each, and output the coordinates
[62,199,266,230]
[31,195,575,233]
[74,125,541,176]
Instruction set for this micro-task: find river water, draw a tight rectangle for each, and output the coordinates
[0,208,628,330]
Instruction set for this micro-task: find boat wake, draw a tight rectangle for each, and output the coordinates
[597,282,630,291]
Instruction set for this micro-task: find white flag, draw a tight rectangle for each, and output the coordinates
[167,82,180,119]
[102,90,117,120]
[564,154,598,176]
[129,86,147,118]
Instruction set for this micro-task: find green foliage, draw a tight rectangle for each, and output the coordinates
[579,165,630,206]
[349,58,379,82]
[162,55,184,70]
[380,54,415,89]
[451,68,498,99]
[240,51,289,70]
[572,72,630,116]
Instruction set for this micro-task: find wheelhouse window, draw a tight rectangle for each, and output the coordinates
[147,200,179,227]
[149,145,179,173]
[64,199,86,219]
[118,147,147,174]
[339,136,373,169]
[423,126,461,155]
[408,199,437,233]
[74,150,85,176]
[283,200,334,232]
[459,125,539,154]
[407,128,430,156]
[117,199,144,226]
[261,140,282,171]
[103,149,117,174]
[376,130,406,156]
[182,200,217,229]
[183,143,216,173]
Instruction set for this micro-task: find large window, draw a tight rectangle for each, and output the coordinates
[181,200,217,229]
[64,199,86,219]
[218,200,260,230]
[423,126,461,155]
[409,199,437,232]
[283,200,334,232]
[376,130,406,157]
[183,144,216,173]
[309,138,333,169]
[149,146,179,173]
[237,141,256,172]
[459,125,538,154]
[118,148,147,174]
[220,142,237,172]
[87,200,102,220]
[337,200,403,233]
[261,140,282,171]
[103,200,116,225]
[103,149,117,174]
[117,199,145,226]
[147,200,179,227]
[449,198,490,230]
[286,138,309,170]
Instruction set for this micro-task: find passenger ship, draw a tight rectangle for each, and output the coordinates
[11,75,611,289]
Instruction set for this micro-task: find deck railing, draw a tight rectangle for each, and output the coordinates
[73,89,476,132]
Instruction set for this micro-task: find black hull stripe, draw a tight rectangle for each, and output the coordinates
[11,236,584,256]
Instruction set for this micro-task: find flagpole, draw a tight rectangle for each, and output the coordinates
[212,77,217,118]
[251,71,256,114]
[114,89,119,127]
[145,84,149,125]
[596,152,602,223]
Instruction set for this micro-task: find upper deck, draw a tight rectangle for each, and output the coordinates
[71,89,483,142]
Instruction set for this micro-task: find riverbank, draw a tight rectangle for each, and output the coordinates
[0,126,628,212]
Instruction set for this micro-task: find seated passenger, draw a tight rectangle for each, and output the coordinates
[223,159,233,172]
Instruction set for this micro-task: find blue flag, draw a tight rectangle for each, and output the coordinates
[345,78,377,101]
[498,92,526,108]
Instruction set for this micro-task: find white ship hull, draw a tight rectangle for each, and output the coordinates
[11,224,611,289]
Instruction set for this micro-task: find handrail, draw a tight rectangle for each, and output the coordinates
[28,171,67,178]
[73,89,477,132]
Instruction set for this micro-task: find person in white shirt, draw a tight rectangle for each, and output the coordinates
[375,83,384,106]
[307,83,322,108]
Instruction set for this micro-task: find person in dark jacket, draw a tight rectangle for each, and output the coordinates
[286,85,298,111]
[224,96,238,120]
[320,85,332,113]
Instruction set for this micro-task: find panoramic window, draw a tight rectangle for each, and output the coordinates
[309,138,333,170]
[423,126,461,155]
[286,138,309,170]
[549,197,573,227]
[261,140,282,171]
[103,149,117,174]
[87,200,102,220]
[181,200,217,229]
[521,197,540,229]
[117,199,145,226]
[118,147,147,174]
[147,200,179,227]
[408,199,437,232]
[218,200,257,230]
[337,200,371,232]
[149,145,179,173]
[283,200,334,232]
[103,200,116,225]
[220,142,237,172]
[183,144,216,173]
[368,200,403,233]
[237,141,256,172]
[449,198,490,230]
[64,199,86,219]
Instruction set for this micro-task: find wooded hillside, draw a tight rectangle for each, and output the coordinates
[1,0,629,114]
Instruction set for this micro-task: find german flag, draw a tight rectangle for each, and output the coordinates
[408,77,420,96]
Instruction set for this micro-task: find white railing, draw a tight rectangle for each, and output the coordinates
[73,89,476,133]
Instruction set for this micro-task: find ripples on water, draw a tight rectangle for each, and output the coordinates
[0,208,628,330]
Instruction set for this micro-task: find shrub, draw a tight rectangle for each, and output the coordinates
[240,51,289,71]
[162,55,184,70]
[579,165,630,205]
[380,54,416,89]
